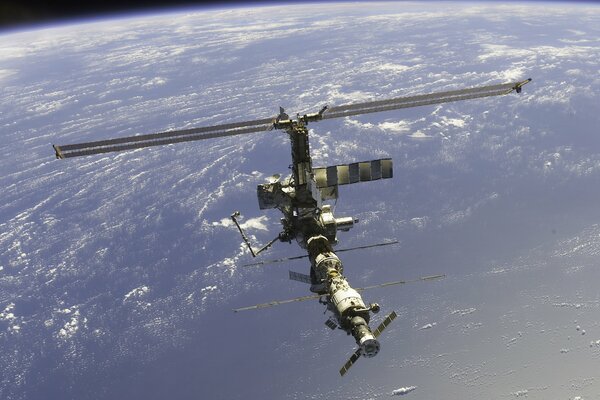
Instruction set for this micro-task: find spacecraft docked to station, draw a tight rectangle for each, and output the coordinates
[53,78,531,376]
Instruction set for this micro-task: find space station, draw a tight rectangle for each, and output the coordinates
[53,78,531,376]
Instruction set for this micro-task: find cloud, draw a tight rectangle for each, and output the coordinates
[435,116,467,128]
[512,389,528,397]
[408,130,433,139]
[212,215,270,231]
[418,322,437,330]
[355,61,413,76]
[124,285,150,301]
[451,308,477,316]
[326,86,376,106]
[343,118,417,136]
[199,285,218,302]
[377,63,411,73]
[530,82,579,105]
[0,69,17,81]
[343,118,375,130]
[378,120,411,133]
[56,307,87,340]
[0,303,17,325]
[142,77,167,88]
[410,217,429,229]
[392,386,417,396]
[477,44,534,62]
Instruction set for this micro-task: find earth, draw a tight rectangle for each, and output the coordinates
[2,2,600,399]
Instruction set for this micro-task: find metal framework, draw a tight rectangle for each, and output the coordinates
[53,78,531,376]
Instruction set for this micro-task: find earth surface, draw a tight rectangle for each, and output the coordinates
[2,2,600,399]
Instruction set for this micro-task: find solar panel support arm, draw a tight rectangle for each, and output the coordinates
[53,144,64,159]
[230,211,280,257]
[513,78,532,93]
[298,105,329,124]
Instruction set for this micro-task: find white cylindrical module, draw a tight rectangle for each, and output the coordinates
[351,315,380,357]
[314,252,341,270]
[306,234,380,358]
[331,286,367,316]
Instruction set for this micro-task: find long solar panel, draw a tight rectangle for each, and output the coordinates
[232,292,323,312]
[323,82,519,120]
[242,240,400,267]
[289,270,312,284]
[339,349,362,377]
[232,274,445,312]
[53,117,273,159]
[372,310,397,338]
[328,82,514,114]
[314,158,393,188]
[53,79,530,159]
[355,274,445,292]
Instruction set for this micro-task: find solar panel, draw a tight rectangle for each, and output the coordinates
[54,118,273,158]
[53,79,530,159]
[242,240,399,267]
[232,292,322,312]
[323,82,519,120]
[289,270,312,284]
[339,349,362,377]
[313,158,393,189]
[373,310,397,338]
[325,318,338,330]
[355,274,445,293]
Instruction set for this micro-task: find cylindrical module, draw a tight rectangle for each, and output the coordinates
[307,234,380,357]
[330,285,367,316]
[351,316,380,358]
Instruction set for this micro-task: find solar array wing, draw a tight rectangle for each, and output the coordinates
[314,158,393,188]
[232,292,322,312]
[289,270,312,284]
[232,274,444,312]
[339,349,362,377]
[325,317,338,330]
[322,80,529,121]
[53,116,274,159]
[372,310,397,338]
[355,274,445,292]
[242,240,400,268]
[53,79,530,159]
